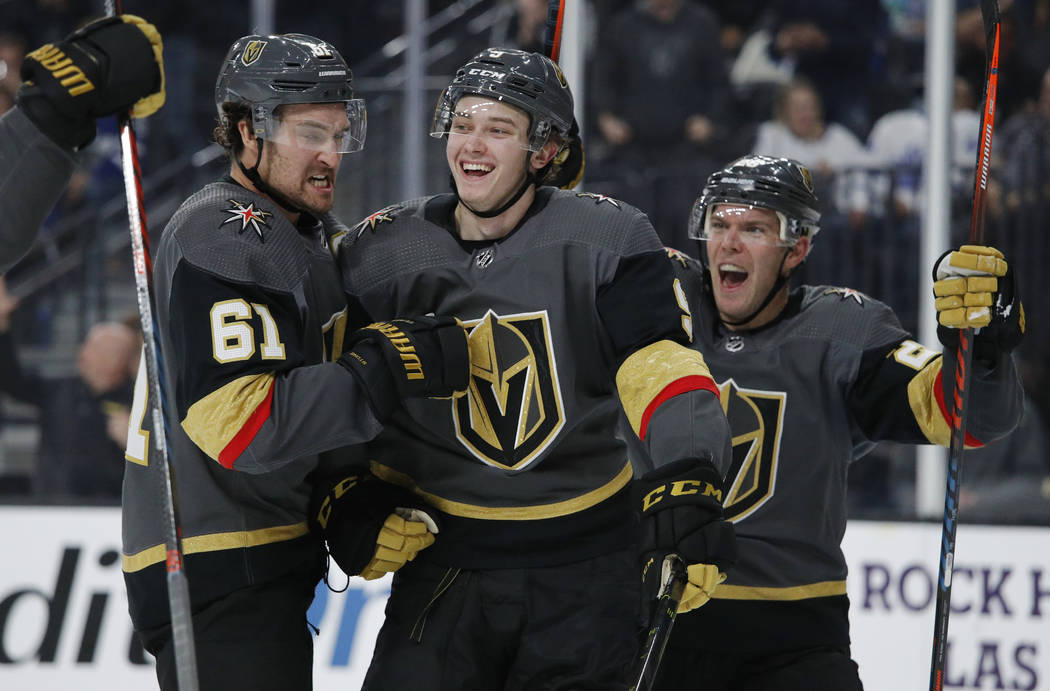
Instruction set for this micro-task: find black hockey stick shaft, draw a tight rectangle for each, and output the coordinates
[543,0,566,62]
[630,554,687,691]
[928,2,1000,689]
[106,2,199,689]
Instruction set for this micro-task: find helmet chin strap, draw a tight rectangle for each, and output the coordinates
[453,151,537,220]
[237,138,305,216]
[718,247,795,328]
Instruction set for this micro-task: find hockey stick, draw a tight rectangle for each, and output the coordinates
[543,0,566,62]
[105,1,199,689]
[928,2,1000,690]
[630,554,687,691]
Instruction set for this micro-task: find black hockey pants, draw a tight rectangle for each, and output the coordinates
[139,569,318,691]
[362,547,642,690]
[654,643,864,691]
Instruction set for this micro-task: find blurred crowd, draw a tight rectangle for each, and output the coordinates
[0,0,1048,522]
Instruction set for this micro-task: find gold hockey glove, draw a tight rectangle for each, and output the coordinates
[934,245,1024,364]
[17,15,165,150]
[634,457,737,614]
[310,472,438,581]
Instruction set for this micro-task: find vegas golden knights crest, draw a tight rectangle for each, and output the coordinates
[241,40,266,66]
[453,310,565,470]
[718,378,787,521]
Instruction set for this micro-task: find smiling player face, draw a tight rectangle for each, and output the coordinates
[445,96,537,214]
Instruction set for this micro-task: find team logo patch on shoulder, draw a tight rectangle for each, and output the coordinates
[221,199,272,241]
[823,287,866,305]
[575,192,620,208]
[353,204,402,238]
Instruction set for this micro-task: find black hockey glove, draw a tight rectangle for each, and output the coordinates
[338,316,470,421]
[933,245,1025,366]
[310,471,439,581]
[17,14,165,150]
[634,456,737,614]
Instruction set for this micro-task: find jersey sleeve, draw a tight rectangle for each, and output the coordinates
[597,248,730,474]
[0,108,76,274]
[163,259,382,474]
[848,334,1022,449]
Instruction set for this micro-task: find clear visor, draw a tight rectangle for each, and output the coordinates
[688,201,794,247]
[255,99,367,153]
[430,94,549,152]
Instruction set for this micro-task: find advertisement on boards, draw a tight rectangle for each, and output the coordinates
[0,508,1047,690]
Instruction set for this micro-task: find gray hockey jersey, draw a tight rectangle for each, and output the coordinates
[0,108,77,273]
[121,180,379,631]
[340,189,729,569]
[668,250,1022,653]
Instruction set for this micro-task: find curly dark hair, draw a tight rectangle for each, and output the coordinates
[213,102,253,160]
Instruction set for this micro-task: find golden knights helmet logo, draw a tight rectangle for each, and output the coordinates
[240,40,267,67]
[718,378,787,521]
[453,309,565,470]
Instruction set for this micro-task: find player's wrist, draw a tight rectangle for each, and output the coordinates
[336,343,399,422]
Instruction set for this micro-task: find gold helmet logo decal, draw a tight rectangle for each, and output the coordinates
[241,40,267,67]
[453,310,565,470]
[797,164,814,193]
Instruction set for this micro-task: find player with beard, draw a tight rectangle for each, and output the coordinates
[655,155,1024,690]
[326,47,737,689]
[121,34,469,691]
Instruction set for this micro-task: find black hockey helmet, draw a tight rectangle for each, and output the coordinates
[689,155,821,246]
[431,47,575,153]
[215,33,366,153]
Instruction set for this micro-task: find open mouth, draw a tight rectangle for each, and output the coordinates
[719,263,748,289]
[461,162,493,178]
[309,174,332,190]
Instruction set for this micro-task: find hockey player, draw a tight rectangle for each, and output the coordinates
[1,14,165,273]
[327,47,737,689]
[120,34,469,691]
[655,155,1024,690]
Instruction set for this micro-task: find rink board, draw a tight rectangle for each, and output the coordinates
[0,507,1047,690]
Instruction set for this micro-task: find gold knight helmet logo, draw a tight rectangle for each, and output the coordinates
[718,378,787,522]
[454,310,565,470]
[241,40,267,67]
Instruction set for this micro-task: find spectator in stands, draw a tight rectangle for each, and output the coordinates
[867,75,980,219]
[753,78,875,225]
[752,78,882,318]
[0,276,139,502]
[764,0,885,138]
[863,75,980,329]
[591,0,735,255]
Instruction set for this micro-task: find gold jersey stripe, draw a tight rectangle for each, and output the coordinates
[616,340,713,437]
[370,460,634,520]
[713,580,847,601]
[182,372,276,462]
[122,521,309,573]
[907,358,982,449]
[907,357,949,446]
